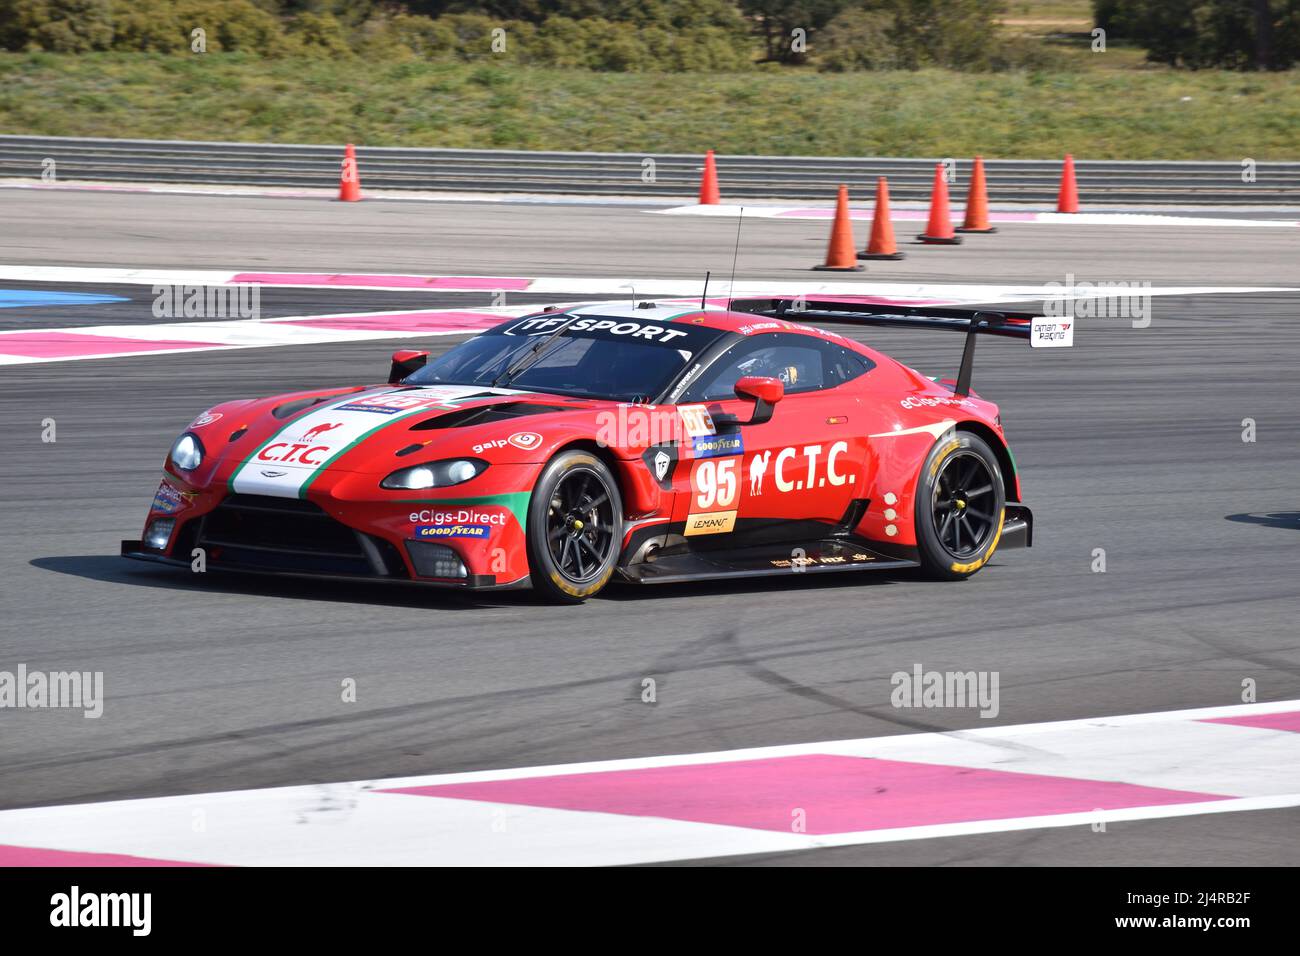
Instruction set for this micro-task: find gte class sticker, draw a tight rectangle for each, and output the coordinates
[684,510,737,536]
[678,404,715,438]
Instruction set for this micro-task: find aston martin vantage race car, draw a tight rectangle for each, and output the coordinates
[122,297,1070,602]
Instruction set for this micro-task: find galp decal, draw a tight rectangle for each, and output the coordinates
[190,410,222,428]
[508,432,542,451]
[472,432,544,455]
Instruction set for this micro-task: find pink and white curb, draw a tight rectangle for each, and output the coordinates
[1,700,1297,866]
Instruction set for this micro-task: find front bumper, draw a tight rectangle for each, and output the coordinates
[120,539,523,590]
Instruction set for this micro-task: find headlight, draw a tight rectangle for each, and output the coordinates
[170,433,204,471]
[381,458,487,490]
[144,518,175,550]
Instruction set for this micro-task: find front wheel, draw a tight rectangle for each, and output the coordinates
[915,431,1006,580]
[526,450,623,603]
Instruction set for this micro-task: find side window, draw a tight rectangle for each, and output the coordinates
[682,334,873,401]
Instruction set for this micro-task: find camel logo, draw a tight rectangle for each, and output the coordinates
[508,432,542,451]
[749,450,771,495]
[301,422,343,442]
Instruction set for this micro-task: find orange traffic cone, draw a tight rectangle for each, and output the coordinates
[1057,153,1079,213]
[338,143,361,202]
[814,185,864,271]
[859,177,904,260]
[917,163,962,244]
[956,156,996,234]
[699,149,720,205]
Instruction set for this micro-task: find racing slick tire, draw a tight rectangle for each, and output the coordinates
[527,449,624,603]
[915,430,1006,581]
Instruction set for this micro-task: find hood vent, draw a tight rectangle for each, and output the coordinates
[410,401,570,431]
[272,396,331,419]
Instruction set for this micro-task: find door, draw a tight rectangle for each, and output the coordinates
[671,332,876,547]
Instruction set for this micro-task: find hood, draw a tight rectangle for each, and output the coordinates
[192,384,607,499]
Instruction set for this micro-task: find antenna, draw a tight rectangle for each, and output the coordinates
[623,282,637,309]
[700,271,711,310]
[726,207,744,311]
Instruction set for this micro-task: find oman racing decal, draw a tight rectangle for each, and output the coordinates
[230,385,502,498]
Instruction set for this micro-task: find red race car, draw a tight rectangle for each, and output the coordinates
[122,297,1071,602]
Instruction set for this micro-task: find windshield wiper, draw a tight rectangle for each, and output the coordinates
[490,315,578,389]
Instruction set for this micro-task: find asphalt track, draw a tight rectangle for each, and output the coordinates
[1,188,1299,865]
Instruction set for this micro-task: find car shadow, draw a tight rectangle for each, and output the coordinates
[1225,511,1300,531]
[32,554,969,609]
[28,555,544,611]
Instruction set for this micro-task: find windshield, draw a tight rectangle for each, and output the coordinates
[404,313,728,402]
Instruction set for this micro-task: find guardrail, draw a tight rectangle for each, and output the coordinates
[2,135,1298,204]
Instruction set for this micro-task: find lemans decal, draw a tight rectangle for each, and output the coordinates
[230,385,501,498]
[684,510,737,536]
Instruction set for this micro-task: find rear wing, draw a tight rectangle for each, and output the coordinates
[728,297,1072,398]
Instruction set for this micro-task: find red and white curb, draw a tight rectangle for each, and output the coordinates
[1,701,1297,866]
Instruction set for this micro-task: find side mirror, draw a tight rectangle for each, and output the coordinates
[389,349,428,384]
[734,375,783,425]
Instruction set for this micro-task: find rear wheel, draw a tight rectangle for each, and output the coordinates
[526,450,623,603]
[915,431,1006,580]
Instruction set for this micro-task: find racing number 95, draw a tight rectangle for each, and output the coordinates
[693,459,737,510]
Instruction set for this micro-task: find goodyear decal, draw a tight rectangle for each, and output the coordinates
[691,433,744,459]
